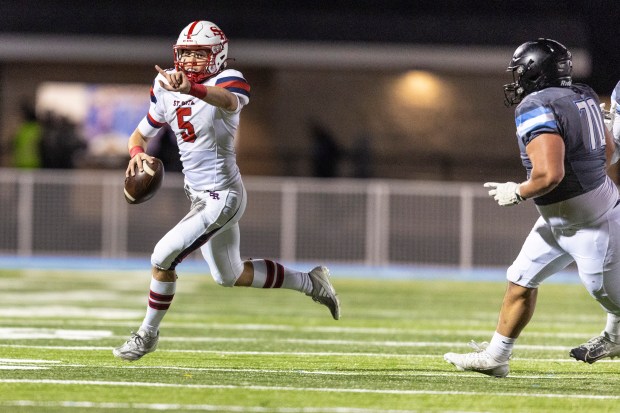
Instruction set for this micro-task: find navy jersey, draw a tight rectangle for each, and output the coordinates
[515,84,607,205]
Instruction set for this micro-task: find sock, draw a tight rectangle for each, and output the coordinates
[603,313,620,343]
[249,259,312,293]
[139,278,176,336]
[485,332,515,363]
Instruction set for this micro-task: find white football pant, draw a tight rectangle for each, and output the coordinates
[507,205,620,315]
[151,180,247,286]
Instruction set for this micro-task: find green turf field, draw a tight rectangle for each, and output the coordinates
[0,268,618,413]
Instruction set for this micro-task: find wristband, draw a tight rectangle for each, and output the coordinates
[129,146,145,158]
[188,82,208,99]
[515,186,526,202]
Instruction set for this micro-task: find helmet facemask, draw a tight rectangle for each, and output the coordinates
[503,63,531,106]
[174,44,227,83]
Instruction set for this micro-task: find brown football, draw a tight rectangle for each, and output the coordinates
[124,158,165,204]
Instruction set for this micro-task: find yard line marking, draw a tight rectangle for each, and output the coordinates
[0,334,579,352]
[1,379,619,400]
[0,358,61,370]
[0,400,430,413]
[0,328,112,340]
[0,345,425,357]
[0,358,61,364]
[0,318,600,339]
[0,307,142,319]
[0,318,599,338]
[155,337,575,351]
[26,363,598,380]
[1,343,616,363]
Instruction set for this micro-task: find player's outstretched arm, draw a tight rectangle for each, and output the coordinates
[155,65,237,111]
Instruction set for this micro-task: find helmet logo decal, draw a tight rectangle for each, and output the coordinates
[210,27,227,41]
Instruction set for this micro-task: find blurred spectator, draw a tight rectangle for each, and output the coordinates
[12,102,42,168]
[40,111,87,169]
[309,120,342,178]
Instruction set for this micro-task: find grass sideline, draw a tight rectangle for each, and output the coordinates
[0,268,618,413]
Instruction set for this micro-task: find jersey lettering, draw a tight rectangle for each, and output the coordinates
[575,98,605,151]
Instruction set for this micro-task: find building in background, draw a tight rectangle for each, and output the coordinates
[0,1,614,182]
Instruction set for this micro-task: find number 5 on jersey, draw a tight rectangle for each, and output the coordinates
[176,107,196,143]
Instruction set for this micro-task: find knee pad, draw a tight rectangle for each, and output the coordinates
[506,264,536,287]
[212,270,237,287]
[151,242,179,271]
[588,281,620,315]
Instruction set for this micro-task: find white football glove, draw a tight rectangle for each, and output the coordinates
[483,182,526,206]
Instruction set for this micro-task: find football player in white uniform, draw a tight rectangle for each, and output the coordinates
[114,21,340,361]
[609,80,620,157]
[444,39,620,377]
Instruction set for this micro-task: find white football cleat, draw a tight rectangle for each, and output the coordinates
[306,266,341,320]
[444,341,509,378]
[113,330,159,361]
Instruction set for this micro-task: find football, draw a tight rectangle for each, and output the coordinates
[124,158,165,204]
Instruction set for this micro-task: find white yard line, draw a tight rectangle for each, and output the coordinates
[0,350,613,374]
[0,358,61,363]
[1,343,615,363]
[0,379,618,400]
[0,339,585,353]
[0,400,437,413]
[0,319,600,339]
[0,366,49,370]
[0,364,600,380]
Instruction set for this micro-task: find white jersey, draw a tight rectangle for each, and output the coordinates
[137,68,250,191]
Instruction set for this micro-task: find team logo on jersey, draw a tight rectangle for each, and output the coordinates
[208,191,220,200]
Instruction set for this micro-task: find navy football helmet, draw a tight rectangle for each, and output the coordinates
[503,38,573,106]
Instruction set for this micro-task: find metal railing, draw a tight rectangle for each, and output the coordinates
[0,168,541,268]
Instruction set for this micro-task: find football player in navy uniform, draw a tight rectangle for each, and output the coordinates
[113,21,340,362]
[444,39,620,377]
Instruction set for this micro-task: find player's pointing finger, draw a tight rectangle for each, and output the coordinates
[155,65,167,76]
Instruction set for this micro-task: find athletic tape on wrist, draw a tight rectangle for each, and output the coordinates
[129,146,145,158]
[189,83,208,99]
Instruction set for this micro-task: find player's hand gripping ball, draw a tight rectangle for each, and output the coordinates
[124,158,165,204]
